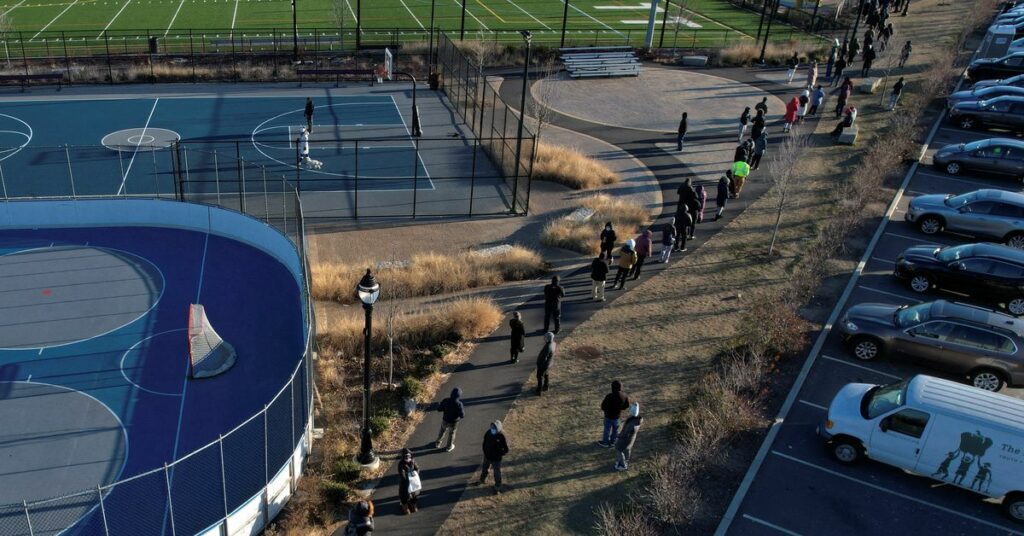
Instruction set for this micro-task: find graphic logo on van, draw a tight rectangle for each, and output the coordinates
[931,431,994,492]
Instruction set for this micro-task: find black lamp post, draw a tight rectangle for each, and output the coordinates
[291,0,298,62]
[560,0,570,48]
[511,30,531,215]
[356,269,380,468]
[428,0,437,70]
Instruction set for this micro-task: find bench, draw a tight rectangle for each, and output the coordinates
[835,124,859,145]
[681,55,709,66]
[560,46,642,79]
[0,72,64,90]
[296,68,376,87]
[858,77,882,94]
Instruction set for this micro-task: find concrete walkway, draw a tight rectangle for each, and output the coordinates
[364,63,827,535]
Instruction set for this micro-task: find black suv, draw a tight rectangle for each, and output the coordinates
[894,243,1024,315]
[948,95,1024,132]
[968,52,1024,81]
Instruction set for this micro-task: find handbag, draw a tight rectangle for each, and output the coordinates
[407,469,422,494]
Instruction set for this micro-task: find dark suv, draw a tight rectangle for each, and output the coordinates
[967,52,1024,81]
[948,96,1024,132]
[894,243,1024,314]
[838,300,1024,391]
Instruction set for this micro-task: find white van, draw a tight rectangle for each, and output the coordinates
[819,375,1024,522]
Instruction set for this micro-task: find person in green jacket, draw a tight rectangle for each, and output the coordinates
[731,160,750,198]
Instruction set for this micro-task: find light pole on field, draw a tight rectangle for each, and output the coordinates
[291,0,298,62]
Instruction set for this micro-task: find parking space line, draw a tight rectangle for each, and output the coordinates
[914,170,1017,191]
[857,285,921,303]
[820,354,902,380]
[883,232,950,245]
[797,399,827,411]
[741,515,804,536]
[770,451,1024,535]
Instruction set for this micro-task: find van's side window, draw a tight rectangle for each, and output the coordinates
[886,409,930,438]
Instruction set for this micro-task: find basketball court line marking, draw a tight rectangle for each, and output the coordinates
[117,98,159,196]
[389,94,433,181]
[31,0,77,40]
[504,0,550,30]
[119,329,188,397]
[97,0,131,39]
[0,118,32,162]
[164,0,187,37]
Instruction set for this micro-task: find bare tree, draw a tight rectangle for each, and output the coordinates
[671,0,691,52]
[0,13,13,68]
[377,256,406,389]
[527,61,562,142]
[767,126,810,256]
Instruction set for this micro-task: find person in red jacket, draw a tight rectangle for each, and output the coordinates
[783,97,800,133]
[631,229,653,281]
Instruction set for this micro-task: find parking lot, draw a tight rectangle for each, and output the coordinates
[717,110,1024,534]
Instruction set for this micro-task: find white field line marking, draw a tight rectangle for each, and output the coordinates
[797,399,827,411]
[819,354,902,380]
[557,0,623,36]
[1,0,25,19]
[118,98,159,196]
[741,515,804,536]
[32,0,78,39]
[453,0,490,31]
[594,3,663,9]
[857,285,921,302]
[345,0,361,32]
[400,0,425,29]
[230,0,240,33]
[164,0,187,36]
[505,0,550,30]
[98,0,131,38]
[771,451,1024,535]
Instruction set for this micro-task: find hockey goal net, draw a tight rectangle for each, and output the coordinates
[188,304,237,379]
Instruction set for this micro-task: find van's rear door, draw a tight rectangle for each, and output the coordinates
[869,408,932,468]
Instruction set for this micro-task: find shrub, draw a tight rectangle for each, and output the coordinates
[319,480,351,504]
[332,459,362,483]
[740,291,809,356]
[431,343,455,360]
[413,354,441,379]
[398,376,423,400]
[370,408,398,438]
[541,194,651,254]
[717,40,830,67]
[312,246,545,304]
[533,142,620,189]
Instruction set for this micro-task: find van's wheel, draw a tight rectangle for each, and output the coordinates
[969,368,1006,392]
[831,438,863,465]
[1007,233,1024,249]
[1003,492,1024,523]
[1008,298,1024,316]
[945,162,962,175]
[958,116,975,129]
[909,275,932,293]
[918,216,943,235]
[851,336,883,361]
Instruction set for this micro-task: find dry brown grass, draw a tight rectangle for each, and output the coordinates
[541,194,651,254]
[717,40,830,67]
[311,246,545,305]
[532,142,620,189]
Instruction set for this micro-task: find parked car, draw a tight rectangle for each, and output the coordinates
[947,85,1024,108]
[973,72,1024,90]
[894,242,1024,314]
[838,300,1024,391]
[932,138,1024,180]
[967,52,1024,81]
[948,95,1024,132]
[818,375,1024,522]
[905,189,1024,247]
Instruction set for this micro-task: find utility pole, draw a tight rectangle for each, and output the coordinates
[292,0,298,61]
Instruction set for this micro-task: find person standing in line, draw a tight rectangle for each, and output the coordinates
[786,52,799,84]
[731,160,750,198]
[847,36,860,64]
[599,222,616,262]
[344,501,374,535]
[304,98,314,133]
[673,208,690,253]
[477,420,509,494]
[590,255,609,302]
[783,96,799,133]
[863,28,875,51]
[806,61,818,90]
[435,387,465,452]
[797,90,810,124]
[509,311,526,363]
[810,85,825,116]
[598,380,630,448]
[754,96,768,116]
[678,178,700,238]
[899,40,912,67]
[542,275,564,334]
[613,402,643,471]
[832,55,847,87]
[834,78,851,118]
[660,217,676,263]
[825,45,836,81]
[536,332,556,395]
[901,0,909,16]
[751,130,768,171]
[738,107,751,142]
[881,23,894,51]
[631,229,653,280]
[611,239,637,290]
[733,141,751,165]
[861,45,877,77]
[715,173,729,221]
[751,109,766,141]
[676,112,688,151]
[889,77,905,110]
[397,448,420,515]
[694,183,707,224]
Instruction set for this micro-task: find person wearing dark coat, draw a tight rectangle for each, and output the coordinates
[832,56,847,86]
[847,37,860,64]
[398,448,420,514]
[677,178,700,239]
[676,112,688,151]
[477,420,510,493]
[751,131,768,171]
[435,388,465,451]
[509,311,526,363]
[590,256,609,302]
[715,173,730,221]
[750,110,766,141]
[863,28,875,50]
[536,332,556,394]
[304,98,314,132]
[674,207,691,252]
[344,501,374,535]
[754,96,768,116]
[861,45,877,77]
[542,275,565,334]
[733,142,750,164]
[659,218,677,263]
[599,222,616,261]
[613,402,643,471]
[598,380,630,447]
[738,106,751,141]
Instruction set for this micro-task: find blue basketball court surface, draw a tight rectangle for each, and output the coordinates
[0,224,306,535]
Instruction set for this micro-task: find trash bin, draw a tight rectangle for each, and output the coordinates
[429,72,443,90]
[148,36,159,54]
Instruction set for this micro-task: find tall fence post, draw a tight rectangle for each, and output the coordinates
[353,140,359,219]
[164,463,177,536]
[0,162,8,200]
[173,141,184,200]
[262,404,270,527]
[219,435,230,531]
[411,138,420,218]
[236,141,245,212]
[468,138,478,216]
[61,31,71,84]
[104,33,113,84]
[97,486,110,535]
[22,501,33,536]
[659,0,670,48]
[18,32,28,78]
[189,30,196,83]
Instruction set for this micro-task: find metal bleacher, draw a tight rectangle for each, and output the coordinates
[560,46,642,78]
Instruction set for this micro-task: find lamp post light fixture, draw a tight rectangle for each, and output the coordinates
[356,269,381,469]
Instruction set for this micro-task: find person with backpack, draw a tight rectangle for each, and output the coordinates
[738,106,751,142]
[834,77,852,118]
[599,222,616,262]
[536,332,556,395]
[590,255,609,302]
[754,96,768,116]
[716,173,730,221]
[477,420,509,494]
[509,311,526,363]
[660,217,677,263]
[542,275,565,334]
[676,112,688,151]
[611,239,638,290]
[435,388,465,452]
[613,402,643,471]
[889,77,905,110]
[398,448,420,514]
[631,229,653,280]
[598,380,630,448]
[344,500,374,535]
[751,130,768,171]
